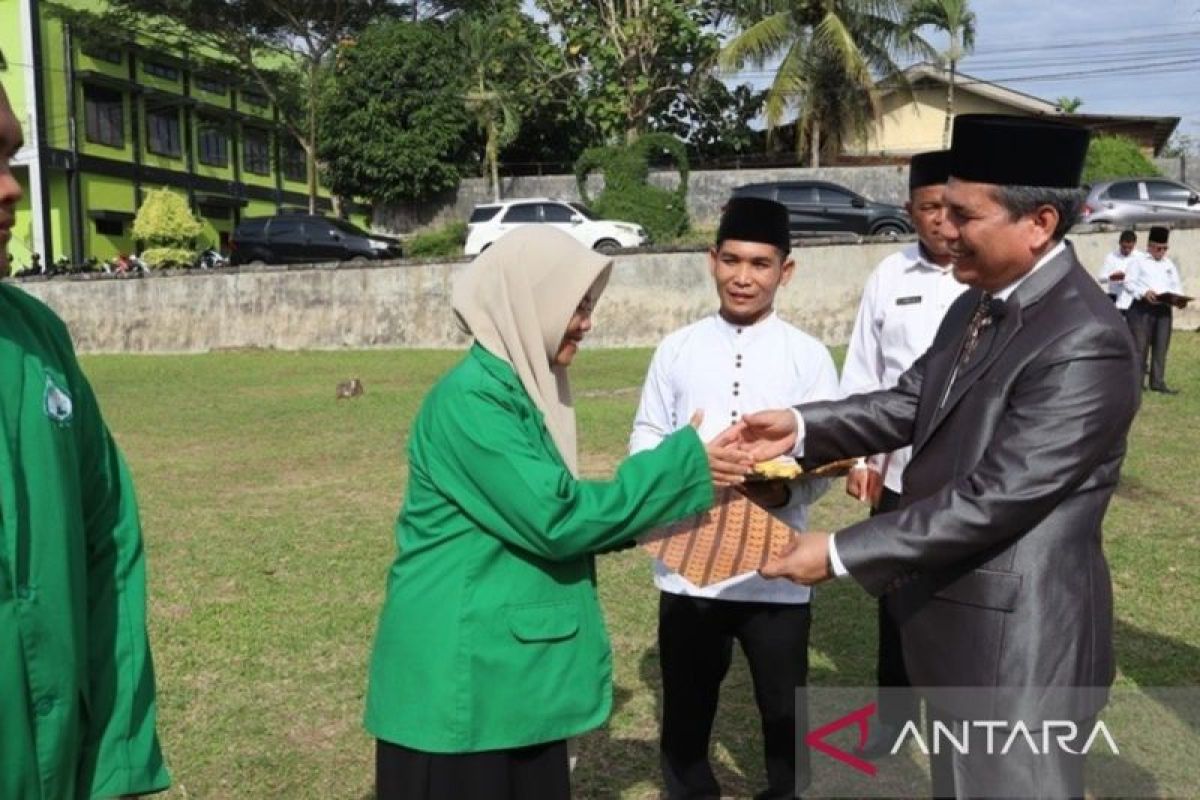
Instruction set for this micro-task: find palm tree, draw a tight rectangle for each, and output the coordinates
[459,15,522,201]
[904,0,977,148]
[720,0,935,166]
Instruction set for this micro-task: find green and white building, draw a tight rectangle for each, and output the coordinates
[1,0,349,267]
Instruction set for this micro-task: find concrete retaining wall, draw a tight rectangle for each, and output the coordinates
[374,165,913,234]
[12,225,1199,354]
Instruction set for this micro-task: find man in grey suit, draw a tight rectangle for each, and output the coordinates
[734,115,1141,798]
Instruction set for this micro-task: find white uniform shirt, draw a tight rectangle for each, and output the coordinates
[1096,249,1140,311]
[839,244,968,493]
[630,312,839,603]
[1125,253,1183,299]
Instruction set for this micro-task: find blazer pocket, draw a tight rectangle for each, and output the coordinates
[933,568,1021,611]
[506,601,580,643]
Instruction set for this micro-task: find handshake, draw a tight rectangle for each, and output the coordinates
[694,408,839,587]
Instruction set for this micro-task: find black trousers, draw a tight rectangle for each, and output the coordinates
[1127,299,1173,390]
[872,489,919,728]
[658,593,811,800]
[375,738,570,800]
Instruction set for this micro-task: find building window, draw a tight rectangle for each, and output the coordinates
[84,84,124,148]
[283,139,307,182]
[144,60,180,81]
[81,43,123,64]
[243,128,271,175]
[198,203,232,220]
[242,90,268,108]
[197,119,229,167]
[95,219,125,237]
[146,108,182,158]
[196,76,226,96]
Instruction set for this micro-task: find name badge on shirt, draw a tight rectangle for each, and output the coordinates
[895,295,923,306]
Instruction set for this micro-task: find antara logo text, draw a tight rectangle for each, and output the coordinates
[806,703,1120,777]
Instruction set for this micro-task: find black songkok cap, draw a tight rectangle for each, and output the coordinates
[1149,226,1170,244]
[909,149,952,191]
[949,114,1091,188]
[717,197,791,253]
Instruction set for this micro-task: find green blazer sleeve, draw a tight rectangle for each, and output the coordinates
[69,363,170,798]
[419,383,713,562]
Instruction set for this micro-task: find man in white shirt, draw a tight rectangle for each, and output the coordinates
[1096,229,1138,313]
[839,149,966,758]
[630,197,838,800]
[1125,226,1189,393]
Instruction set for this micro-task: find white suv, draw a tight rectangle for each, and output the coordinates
[463,198,648,256]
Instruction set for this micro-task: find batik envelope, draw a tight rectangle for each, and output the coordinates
[640,487,799,587]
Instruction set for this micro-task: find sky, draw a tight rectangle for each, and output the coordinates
[731,0,1200,145]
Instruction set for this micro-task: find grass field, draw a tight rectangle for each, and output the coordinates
[80,334,1200,799]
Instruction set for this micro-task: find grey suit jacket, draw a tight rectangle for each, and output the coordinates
[800,244,1140,721]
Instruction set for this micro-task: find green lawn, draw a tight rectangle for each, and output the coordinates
[80,334,1200,798]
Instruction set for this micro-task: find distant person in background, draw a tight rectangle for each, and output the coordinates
[1126,226,1189,394]
[0,81,171,799]
[364,226,743,800]
[630,197,838,799]
[1096,229,1138,314]
[839,149,967,758]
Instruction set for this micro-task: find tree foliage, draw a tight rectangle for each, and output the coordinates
[538,0,719,144]
[132,188,203,268]
[317,20,471,204]
[652,82,766,164]
[720,0,935,165]
[1083,136,1161,184]
[576,133,690,242]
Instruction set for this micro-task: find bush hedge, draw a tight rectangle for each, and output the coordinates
[575,133,690,243]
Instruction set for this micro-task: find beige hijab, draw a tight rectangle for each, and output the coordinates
[452,226,613,476]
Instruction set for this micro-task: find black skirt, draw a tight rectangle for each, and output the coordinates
[376,738,571,800]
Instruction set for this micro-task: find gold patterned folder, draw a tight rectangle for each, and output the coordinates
[640,487,799,587]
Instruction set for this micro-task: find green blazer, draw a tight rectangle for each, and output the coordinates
[0,285,169,799]
[365,345,713,753]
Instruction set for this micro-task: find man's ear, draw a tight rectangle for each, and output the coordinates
[708,246,720,280]
[779,255,797,286]
[1029,204,1060,249]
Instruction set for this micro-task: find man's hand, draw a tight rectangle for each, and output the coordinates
[1145,289,1159,304]
[760,531,833,585]
[691,411,752,487]
[845,464,882,507]
[735,410,798,462]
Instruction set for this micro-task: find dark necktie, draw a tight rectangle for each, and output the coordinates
[957,293,997,371]
[939,293,1002,408]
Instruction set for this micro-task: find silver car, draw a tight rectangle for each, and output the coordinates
[1080,177,1200,226]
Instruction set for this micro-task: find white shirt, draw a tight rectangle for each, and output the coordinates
[1096,249,1140,311]
[840,243,968,493]
[631,312,839,602]
[824,241,1065,577]
[1125,253,1183,299]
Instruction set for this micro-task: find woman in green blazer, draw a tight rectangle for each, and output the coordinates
[365,227,737,799]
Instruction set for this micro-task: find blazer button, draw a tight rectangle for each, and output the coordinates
[35,697,55,716]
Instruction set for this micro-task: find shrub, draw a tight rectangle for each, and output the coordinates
[132,188,202,268]
[575,133,690,243]
[1083,136,1161,184]
[406,221,467,258]
[140,247,195,269]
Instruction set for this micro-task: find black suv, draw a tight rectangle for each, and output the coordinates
[732,181,913,237]
[229,214,402,266]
